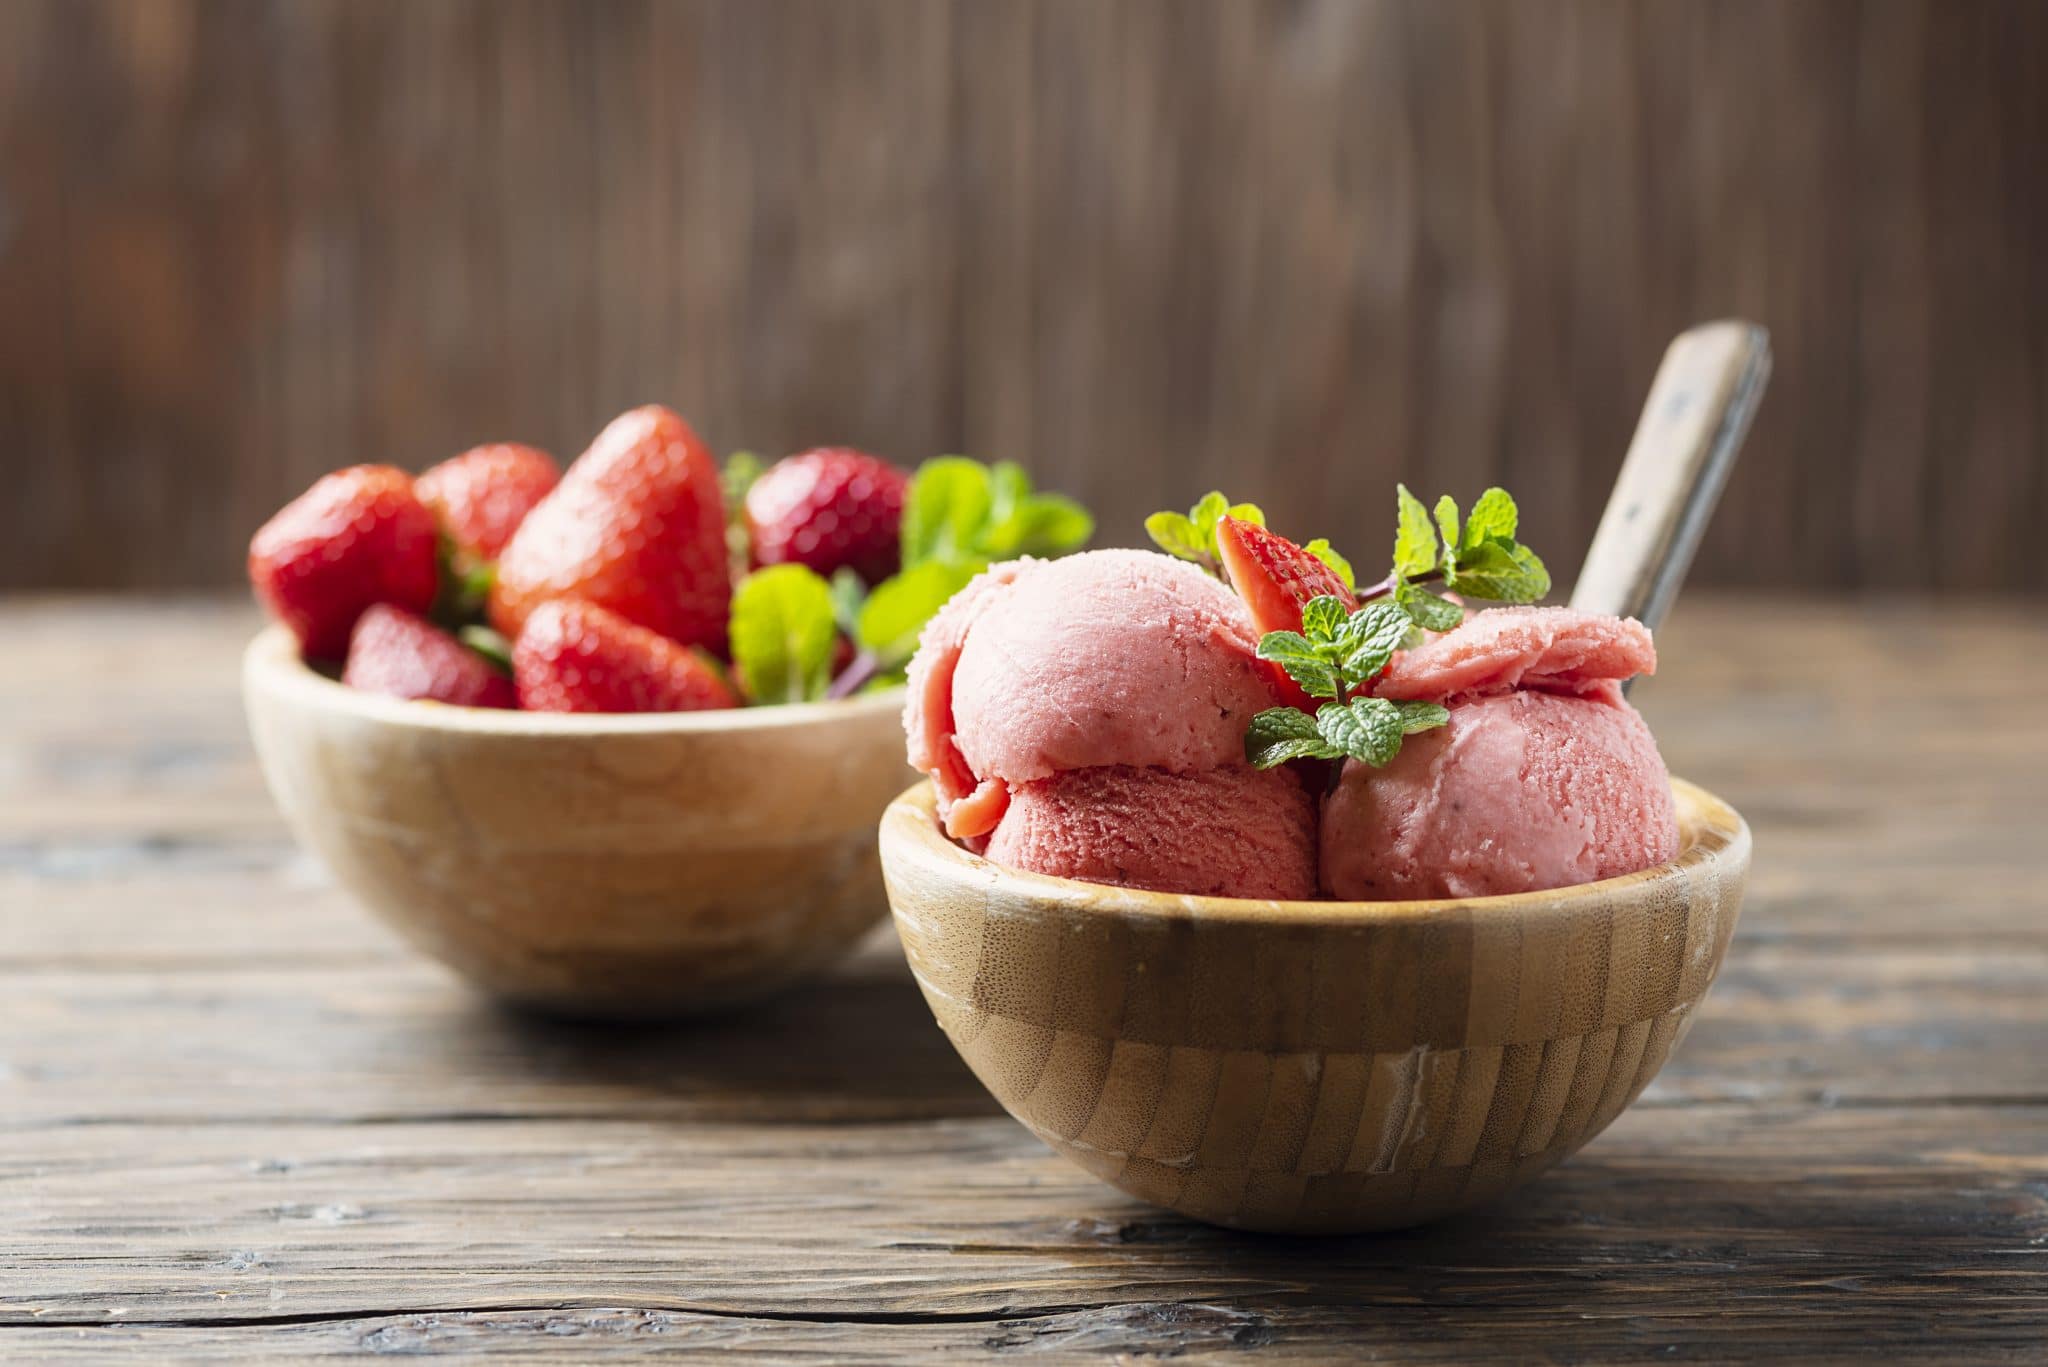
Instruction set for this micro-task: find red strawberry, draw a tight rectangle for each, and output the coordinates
[416,443,561,561]
[490,407,731,652]
[249,465,440,660]
[512,599,737,714]
[341,605,516,709]
[1216,515,1358,637]
[745,448,910,584]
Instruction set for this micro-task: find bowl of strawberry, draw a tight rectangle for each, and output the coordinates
[242,405,1091,1018]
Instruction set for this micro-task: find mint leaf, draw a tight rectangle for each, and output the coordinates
[1396,580,1465,633]
[1433,495,1461,555]
[1189,491,1231,539]
[1146,492,1260,571]
[1145,511,1207,563]
[730,564,838,704]
[1333,601,1410,682]
[1446,538,1550,602]
[457,625,513,673]
[1245,707,1341,768]
[1303,538,1356,592]
[1393,699,1451,735]
[1462,487,1518,550]
[1299,595,1349,643]
[856,559,983,667]
[901,457,993,567]
[1315,697,1406,767]
[1255,632,1341,700]
[1002,494,1094,557]
[1394,484,1439,578]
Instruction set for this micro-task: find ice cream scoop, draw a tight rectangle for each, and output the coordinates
[986,763,1317,900]
[905,549,1284,839]
[1321,687,1679,900]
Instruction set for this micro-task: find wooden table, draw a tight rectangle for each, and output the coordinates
[3,596,2042,1360]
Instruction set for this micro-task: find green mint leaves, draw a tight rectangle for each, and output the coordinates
[1255,596,1410,700]
[730,563,839,705]
[901,458,1092,568]
[833,457,1093,694]
[1145,491,1265,575]
[1245,698,1450,769]
[1388,484,1550,632]
[1246,594,1447,769]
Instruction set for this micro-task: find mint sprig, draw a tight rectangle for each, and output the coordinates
[1245,594,1447,770]
[1245,698,1450,769]
[1145,491,1265,576]
[1379,484,1550,633]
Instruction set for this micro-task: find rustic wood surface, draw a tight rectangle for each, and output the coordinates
[2,595,2045,1359]
[4,0,2047,596]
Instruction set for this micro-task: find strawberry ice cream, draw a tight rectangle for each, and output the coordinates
[1324,607,1678,900]
[987,764,1317,900]
[904,549,1312,895]
[906,550,1285,837]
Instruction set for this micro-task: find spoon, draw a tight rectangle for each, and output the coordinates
[1570,320,1773,632]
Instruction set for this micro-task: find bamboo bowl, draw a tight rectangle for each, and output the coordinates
[882,778,1749,1234]
[244,626,912,1018]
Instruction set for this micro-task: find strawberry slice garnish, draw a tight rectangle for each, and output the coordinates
[1216,515,1358,637]
[342,605,516,709]
[490,407,731,654]
[249,465,440,661]
[512,600,737,714]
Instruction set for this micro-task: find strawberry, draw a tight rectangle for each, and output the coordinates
[1216,515,1358,637]
[512,600,737,714]
[341,605,516,709]
[249,465,440,660]
[416,443,561,561]
[490,407,731,653]
[745,448,910,584]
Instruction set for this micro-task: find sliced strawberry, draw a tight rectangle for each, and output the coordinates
[249,465,440,660]
[1215,515,1358,637]
[490,407,731,654]
[512,599,737,714]
[416,443,561,561]
[342,604,516,709]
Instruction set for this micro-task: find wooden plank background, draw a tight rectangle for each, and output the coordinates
[0,0,2042,593]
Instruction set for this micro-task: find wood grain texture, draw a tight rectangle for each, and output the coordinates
[883,780,1749,1233]
[1,596,2045,1357]
[1,1,2044,595]
[241,626,914,1018]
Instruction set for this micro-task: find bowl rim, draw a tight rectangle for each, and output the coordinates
[880,776,1749,925]
[242,624,907,735]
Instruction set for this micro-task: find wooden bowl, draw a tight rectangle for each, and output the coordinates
[243,626,912,1018]
[882,777,1749,1234]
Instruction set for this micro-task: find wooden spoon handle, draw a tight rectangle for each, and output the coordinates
[1570,320,1772,629]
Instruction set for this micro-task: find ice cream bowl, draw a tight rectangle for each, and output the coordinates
[243,625,912,1019]
[881,777,1749,1235]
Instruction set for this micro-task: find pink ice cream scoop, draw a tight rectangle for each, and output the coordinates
[1324,607,1678,900]
[987,764,1318,900]
[905,549,1285,840]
